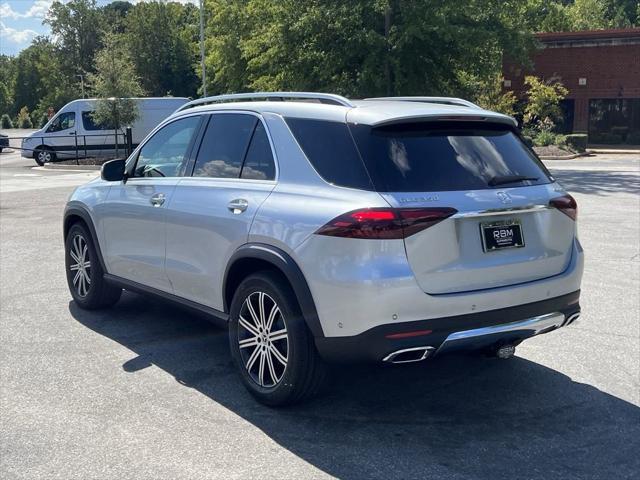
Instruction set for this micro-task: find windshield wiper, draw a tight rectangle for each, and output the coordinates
[488,175,539,187]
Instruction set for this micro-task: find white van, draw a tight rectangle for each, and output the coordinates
[22,97,189,165]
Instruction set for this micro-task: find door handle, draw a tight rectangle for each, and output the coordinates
[69,131,76,135]
[228,198,249,214]
[150,192,166,207]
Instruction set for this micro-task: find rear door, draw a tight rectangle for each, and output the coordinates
[101,115,202,291]
[349,121,576,294]
[165,112,277,310]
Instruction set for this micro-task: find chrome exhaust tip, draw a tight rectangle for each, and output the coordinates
[383,346,435,364]
[564,312,581,327]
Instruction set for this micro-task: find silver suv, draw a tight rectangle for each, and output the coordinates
[64,92,583,406]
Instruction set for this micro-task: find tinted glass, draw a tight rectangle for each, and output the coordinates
[133,116,200,178]
[193,114,257,178]
[241,122,275,180]
[350,122,552,192]
[285,118,373,190]
[46,112,75,133]
[589,98,640,144]
[82,111,113,131]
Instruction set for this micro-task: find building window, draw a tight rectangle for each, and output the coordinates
[589,99,640,145]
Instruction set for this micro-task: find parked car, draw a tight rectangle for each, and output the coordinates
[22,97,189,165]
[63,92,583,406]
[0,133,8,153]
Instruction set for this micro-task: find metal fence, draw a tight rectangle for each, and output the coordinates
[0,127,134,165]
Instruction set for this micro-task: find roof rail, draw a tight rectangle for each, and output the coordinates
[177,92,354,111]
[364,96,481,109]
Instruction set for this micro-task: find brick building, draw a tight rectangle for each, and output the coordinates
[503,28,640,145]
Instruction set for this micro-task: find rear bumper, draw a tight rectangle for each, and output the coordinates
[314,290,581,363]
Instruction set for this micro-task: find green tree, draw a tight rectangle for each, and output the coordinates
[523,75,568,128]
[100,1,134,34]
[532,0,638,32]
[0,56,17,116]
[46,0,103,75]
[204,0,536,98]
[125,0,199,97]
[569,0,611,30]
[88,34,145,135]
[466,74,518,116]
[11,38,75,121]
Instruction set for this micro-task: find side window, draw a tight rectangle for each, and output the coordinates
[46,112,76,133]
[285,118,373,190]
[193,114,257,178]
[82,111,112,131]
[133,116,200,178]
[241,122,275,180]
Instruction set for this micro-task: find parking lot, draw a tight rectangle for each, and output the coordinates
[1,144,638,479]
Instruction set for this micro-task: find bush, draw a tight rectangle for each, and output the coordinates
[18,115,33,129]
[0,114,12,129]
[564,134,588,152]
[16,107,33,129]
[533,130,557,147]
[626,131,640,145]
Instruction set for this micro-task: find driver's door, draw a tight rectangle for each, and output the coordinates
[100,115,203,292]
[45,111,77,159]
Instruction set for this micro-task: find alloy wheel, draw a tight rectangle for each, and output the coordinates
[69,234,91,297]
[238,291,289,387]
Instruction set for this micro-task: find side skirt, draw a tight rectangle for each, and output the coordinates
[103,273,229,328]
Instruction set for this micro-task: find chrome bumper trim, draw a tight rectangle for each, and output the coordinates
[436,311,566,355]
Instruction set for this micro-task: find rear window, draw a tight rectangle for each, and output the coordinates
[350,122,552,192]
[285,118,373,190]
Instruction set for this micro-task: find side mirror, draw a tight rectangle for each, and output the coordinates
[101,158,126,182]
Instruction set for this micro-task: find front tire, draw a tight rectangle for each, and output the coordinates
[229,271,327,406]
[34,146,55,166]
[65,223,121,309]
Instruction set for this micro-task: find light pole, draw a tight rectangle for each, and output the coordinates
[199,0,207,97]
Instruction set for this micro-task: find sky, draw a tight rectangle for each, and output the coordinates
[0,0,197,56]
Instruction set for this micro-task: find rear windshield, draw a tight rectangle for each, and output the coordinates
[350,122,552,192]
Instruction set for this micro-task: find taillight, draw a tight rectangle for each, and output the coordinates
[550,194,577,221]
[315,207,457,239]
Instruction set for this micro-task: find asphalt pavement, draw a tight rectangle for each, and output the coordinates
[1,146,638,479]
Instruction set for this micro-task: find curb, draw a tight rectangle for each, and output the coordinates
[538,152,588,160]
[586,149,640,155]
[39,164,102,171]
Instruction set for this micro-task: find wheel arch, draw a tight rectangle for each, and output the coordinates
[63,204,108,273]
[223,243,325,338]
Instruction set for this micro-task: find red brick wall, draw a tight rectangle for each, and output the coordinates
[503,42,640,132]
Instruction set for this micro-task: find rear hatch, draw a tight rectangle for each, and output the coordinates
[349,121,577,295]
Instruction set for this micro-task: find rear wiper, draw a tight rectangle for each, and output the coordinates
[488,175,539,187]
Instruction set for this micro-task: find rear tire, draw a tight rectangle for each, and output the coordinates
[65,223,121,310]
[34,146,55,166]
[229,271,328,406]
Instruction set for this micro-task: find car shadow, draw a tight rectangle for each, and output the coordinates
[550,168,640,196]
[69,294,640,479]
